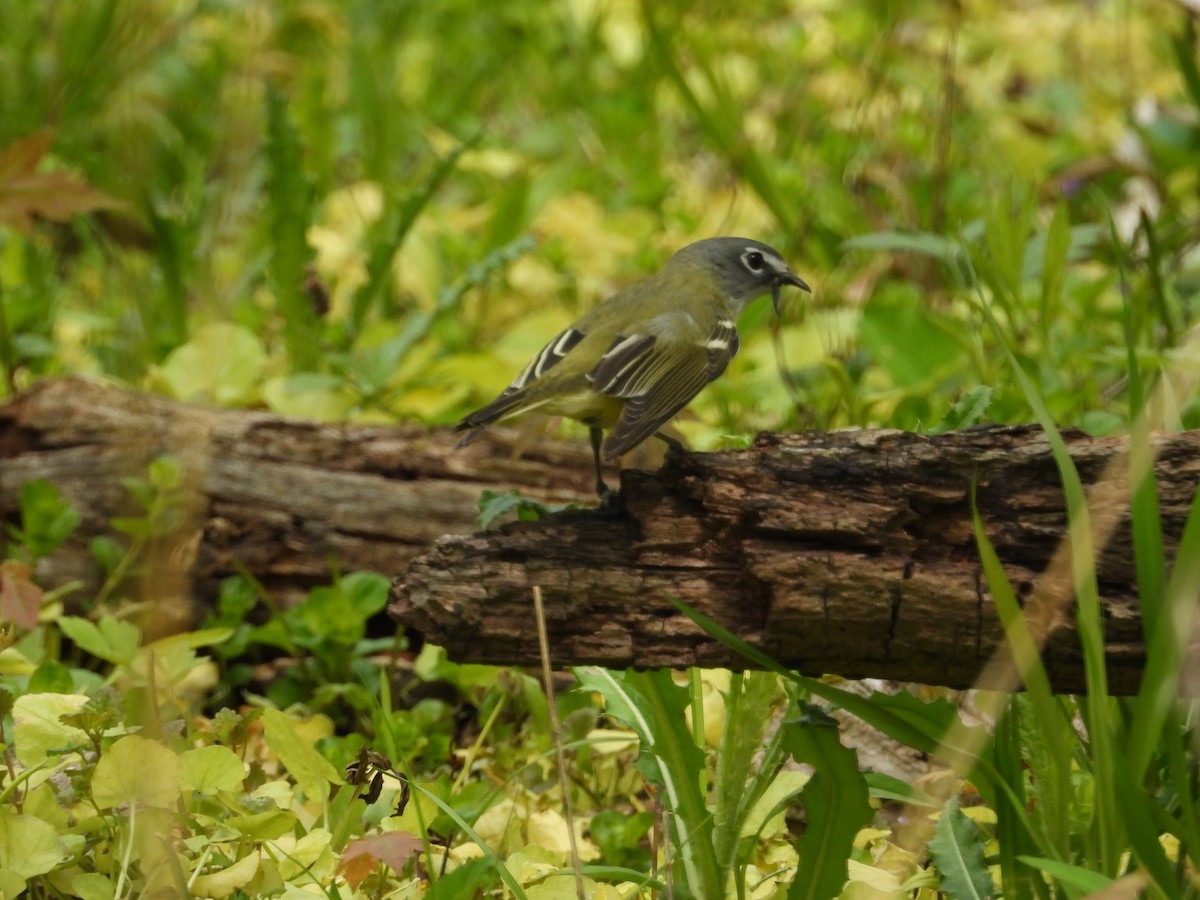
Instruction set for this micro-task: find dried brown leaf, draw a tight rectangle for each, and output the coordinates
[0,130,123,233]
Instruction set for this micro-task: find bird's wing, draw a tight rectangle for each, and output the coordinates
[592,314,739,459]
[454,326,585,442]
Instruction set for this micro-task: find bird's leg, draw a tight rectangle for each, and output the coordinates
[653,431,687,461]
[589,426,618,507]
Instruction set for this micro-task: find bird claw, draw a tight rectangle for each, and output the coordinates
[597,484,624,513]
[655,432,687,462]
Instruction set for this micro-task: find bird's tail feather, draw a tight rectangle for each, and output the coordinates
[455,390,549,445]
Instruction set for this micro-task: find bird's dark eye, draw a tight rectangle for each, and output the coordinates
[744,251,765,272]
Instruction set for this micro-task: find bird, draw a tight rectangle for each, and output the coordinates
[456,236,810,503]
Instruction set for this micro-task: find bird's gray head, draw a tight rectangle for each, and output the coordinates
[671,237,811,314]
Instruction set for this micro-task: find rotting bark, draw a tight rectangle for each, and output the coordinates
[393,426,1200,694]
[0,378,595,630]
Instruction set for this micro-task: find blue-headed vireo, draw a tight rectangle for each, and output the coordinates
[457,237,810,502]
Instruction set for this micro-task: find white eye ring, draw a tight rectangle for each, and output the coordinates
[743,250,765,272]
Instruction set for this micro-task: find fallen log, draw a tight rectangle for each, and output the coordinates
[0,378,595,629]
[392,426,1200,693]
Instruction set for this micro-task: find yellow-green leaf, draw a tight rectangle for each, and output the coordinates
[179,745,246,793]
[157,322,266,406]
[92,735,182,809]
[70,872,116,900]
[261,708,343,800]
[12,693,89,767]
[191,851,260,899]
[0,808,67,878]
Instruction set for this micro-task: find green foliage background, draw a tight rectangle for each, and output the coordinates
[3,0,1195,441]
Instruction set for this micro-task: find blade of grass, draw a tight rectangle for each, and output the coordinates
[1126,483,1200,779]
[974,504,1075,859]
[405,779,531,900]
[968,249,1123,874]
[663,594,1039,845]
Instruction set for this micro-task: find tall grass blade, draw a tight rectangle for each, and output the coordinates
[969,248,1123,874]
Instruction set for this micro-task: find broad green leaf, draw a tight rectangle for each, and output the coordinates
[12,693,89,767]
[70,872,116,900]
[261,708,343,800]
[740,768,808,840]
[27,659,74,694]
[859,292,963,387]
[92,735,182,809]
[11,479,80,558]
[0,809,66,877]
[226,809,297,840]
[934,386,993,432]
[784,704,872,900]
[929,797,994,899]
[268,827,335,881]
[426,856,501,899]
[56,615,140,665]
[294,572,390,644]
[157,322,267,406]
[179,745,246,793]
[0,869,24,899]
[262,373,358,421]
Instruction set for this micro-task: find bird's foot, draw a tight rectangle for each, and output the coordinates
[654,431,687,462]
[597,483,624,514]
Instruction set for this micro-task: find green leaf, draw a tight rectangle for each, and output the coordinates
[70,872,116,900]
[226,809,297,840]
[784,703,872,900]
[157,322,267,405]
[264,84,320,371]
[426,856,500,899]
[844,230,964,265]
[934,386,993,432]
[179,745,246,793]
[261,708,343,800]
[88,536,124,575]
[27,660,74,694]
[9,479,80,559]
[929,797,994,900]
[1016,856,1112,894]
[92,735,182,809]
[476,489,568,529]
[12,693,90,767]
[589,810,653,867]
[0,809,66,878]
[147,455,183,491]
[262,373,357,420]
[859,292,963,388]
[56,615,140,665]
[864,772,939,808]
[293,572,389,645]
[713,672,784,875]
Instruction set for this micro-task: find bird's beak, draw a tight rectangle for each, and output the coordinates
[772,271,811,315]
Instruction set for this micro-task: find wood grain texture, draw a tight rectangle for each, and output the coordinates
[393,426,1200,693]
[0,378,595,626]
